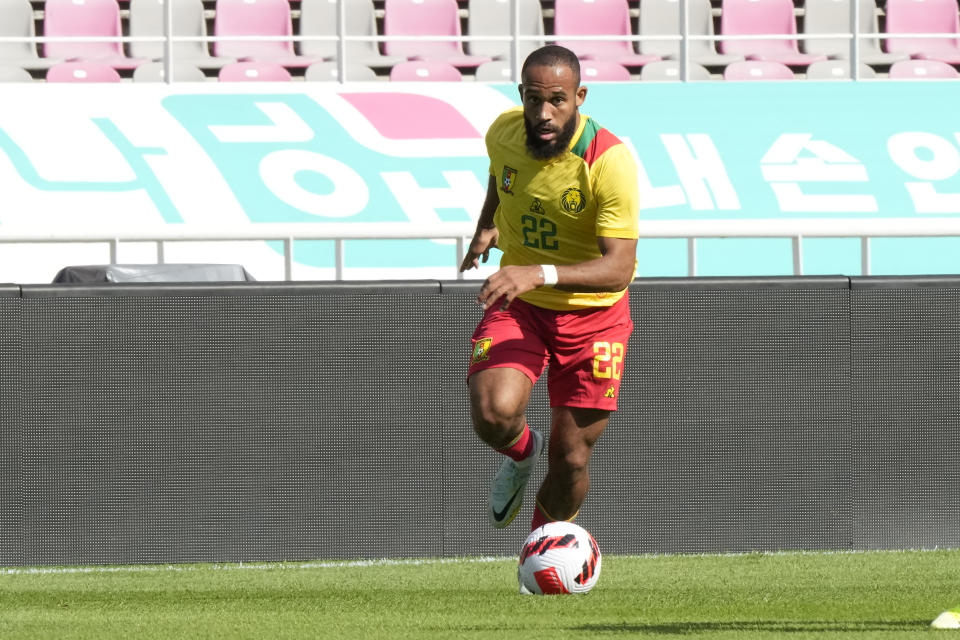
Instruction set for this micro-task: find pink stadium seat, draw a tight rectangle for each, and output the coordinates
[383,0,492,68]
[719,0,827,67]
[723,59,795,80]
[554,0,660,67]
[218,60,293,80]
[43,0,149,69]
[389,60,463,81]
[885,0,960,64]
[579,59,632,81]
[213,0,323,68]
[888,59,960,79]
[46,60,123,82]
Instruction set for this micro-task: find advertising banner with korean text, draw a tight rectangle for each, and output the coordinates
[1,81,959,282]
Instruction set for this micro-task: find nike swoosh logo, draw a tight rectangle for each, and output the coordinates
[492,488,523,522]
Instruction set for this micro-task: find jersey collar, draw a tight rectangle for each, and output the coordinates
[567,113,588,153]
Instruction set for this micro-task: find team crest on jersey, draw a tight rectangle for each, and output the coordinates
[471,337,493,365]
[501,166,518,194]
[559,187,586,216]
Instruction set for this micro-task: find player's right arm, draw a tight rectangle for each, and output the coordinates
[459,175,500,272]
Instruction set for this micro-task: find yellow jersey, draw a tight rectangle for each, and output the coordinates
[486,106,639,310]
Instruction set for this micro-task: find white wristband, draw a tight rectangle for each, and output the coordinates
[540,264,558,286]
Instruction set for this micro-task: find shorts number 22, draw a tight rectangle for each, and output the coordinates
[592,341,624,380]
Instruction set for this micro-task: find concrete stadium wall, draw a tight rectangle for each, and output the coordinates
[0,276,958,566]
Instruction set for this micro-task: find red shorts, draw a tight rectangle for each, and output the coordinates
[467,293,633,411]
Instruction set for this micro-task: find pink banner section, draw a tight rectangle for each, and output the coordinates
[340,92,482,140]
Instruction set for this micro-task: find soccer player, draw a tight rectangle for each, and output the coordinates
[460,44,640,531]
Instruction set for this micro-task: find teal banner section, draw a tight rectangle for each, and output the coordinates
[3,82,960,277]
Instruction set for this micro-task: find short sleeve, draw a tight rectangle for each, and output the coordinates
[590,143,639,239]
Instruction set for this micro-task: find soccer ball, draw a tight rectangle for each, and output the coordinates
[517,521,601,595]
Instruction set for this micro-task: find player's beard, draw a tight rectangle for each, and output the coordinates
[524,114,579,160]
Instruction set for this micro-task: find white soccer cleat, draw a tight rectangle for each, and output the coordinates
[931,608,960,629]
[488,428,544,529]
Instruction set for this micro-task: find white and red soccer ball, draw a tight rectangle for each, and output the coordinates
[517,521,602,595]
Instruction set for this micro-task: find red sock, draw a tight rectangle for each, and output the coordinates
[495,424,534,462]
[530,501,551,530]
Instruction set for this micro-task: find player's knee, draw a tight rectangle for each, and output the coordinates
[549,443,591,477]
[470,391,524,434]
[469,373,527,433]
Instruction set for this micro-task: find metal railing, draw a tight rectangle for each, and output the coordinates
[4,219,960,279]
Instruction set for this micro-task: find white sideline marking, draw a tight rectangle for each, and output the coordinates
[0,556,509,576]
[619,547,960,560]
[2,548,958,577]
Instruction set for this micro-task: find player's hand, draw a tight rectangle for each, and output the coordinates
[460,227,499,272]
[476,265,543,310]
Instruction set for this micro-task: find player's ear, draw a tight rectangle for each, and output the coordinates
[576,85,587,107]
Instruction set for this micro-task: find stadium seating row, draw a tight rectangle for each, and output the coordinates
[9,57,960,83]
[2,0,960,81]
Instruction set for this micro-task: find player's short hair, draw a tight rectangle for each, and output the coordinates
[520,45,581,86]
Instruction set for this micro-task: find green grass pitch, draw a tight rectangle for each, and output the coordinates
[1,550,957,639]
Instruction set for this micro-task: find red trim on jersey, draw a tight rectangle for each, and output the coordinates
[582,128,622,169]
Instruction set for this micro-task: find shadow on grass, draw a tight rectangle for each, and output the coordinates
[574,620,928,635]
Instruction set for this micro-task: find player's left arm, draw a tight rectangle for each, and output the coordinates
[549,235,638,292]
